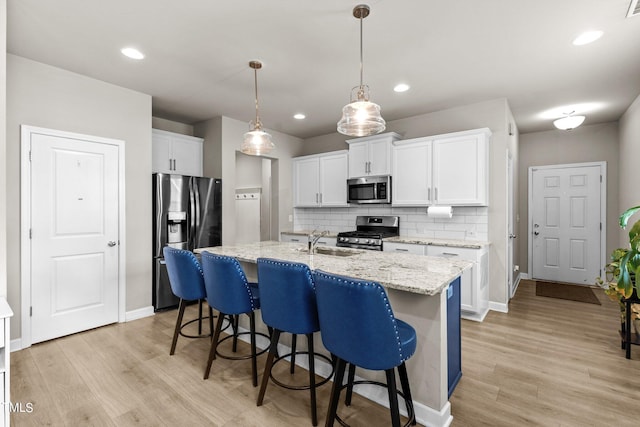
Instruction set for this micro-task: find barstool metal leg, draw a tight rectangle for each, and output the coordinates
[250,311,258,387]
[345,363,356,406]
[307,333,318,426]
[290,334,298,374]
[170,299,186,355]
[198,299,203,335]
[232,314,239,352]
[398,362,416,425]
[208,306,214,339]
[385,368,401,427]
[325,358,347,427]
[257,329,281,406]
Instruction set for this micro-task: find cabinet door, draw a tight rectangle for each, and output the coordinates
[172,135,203,177]
[293,157,320,207]
[368,138,392,176]
[348,142,368,178]
[152,132,173,174]
[281,233,305,243]
[427,245,477,313]
[392,140,432,206]
[432,133,488,205]
[319,153,348,206]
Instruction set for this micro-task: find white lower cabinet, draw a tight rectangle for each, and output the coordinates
[427,245,489,322]
[383,242,426,255]
[280,233,337,247]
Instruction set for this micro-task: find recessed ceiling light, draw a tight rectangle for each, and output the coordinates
[121,47,145,60]
[572,31,603,46]
[394,83,410,93]
[293,113,306,120]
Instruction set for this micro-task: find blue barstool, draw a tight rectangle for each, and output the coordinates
[200,252,268,386]
[313,270,417,427]
[163,247,213,355]
[256,258,334,426]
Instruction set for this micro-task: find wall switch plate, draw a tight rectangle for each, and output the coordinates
[288,214,293,222]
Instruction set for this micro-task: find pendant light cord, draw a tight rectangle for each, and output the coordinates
[359,12,364,88]
[254,67,261,127]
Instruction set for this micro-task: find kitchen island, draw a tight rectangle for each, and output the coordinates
[197,241,471,427]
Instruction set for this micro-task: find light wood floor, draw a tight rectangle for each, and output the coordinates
[11,280,640,426]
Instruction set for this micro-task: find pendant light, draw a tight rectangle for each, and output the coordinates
[553,111,586,130]
[337,4,386,137]
[241,60,274,156]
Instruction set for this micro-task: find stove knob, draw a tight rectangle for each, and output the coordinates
[363,239,370,244]
[353,238,359,243]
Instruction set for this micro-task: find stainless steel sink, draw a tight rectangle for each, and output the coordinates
[295,246,362,257]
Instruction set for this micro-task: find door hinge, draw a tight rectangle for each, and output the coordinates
[30,306,32,317]
[600,175,602,183]
[29,229,32,239]
[600,222,602,231]
[29,150,32,162]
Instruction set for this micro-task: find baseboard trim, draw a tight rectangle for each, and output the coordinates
[489,301,509,313]
[125,306,155,322]
[10,338,23,352]
[511,272,524,298]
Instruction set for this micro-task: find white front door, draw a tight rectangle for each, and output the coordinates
[530,163,603,285]
[28,130,120,343]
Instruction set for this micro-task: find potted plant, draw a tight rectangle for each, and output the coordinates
[597,206,640,334]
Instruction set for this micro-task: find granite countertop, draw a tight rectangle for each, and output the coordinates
[384,236,491,249]
[196,241,471,296]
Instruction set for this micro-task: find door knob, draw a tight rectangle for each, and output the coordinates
[108,241,117,247]
[533,231,539,236]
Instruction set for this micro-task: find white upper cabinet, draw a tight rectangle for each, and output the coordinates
[392,138,433,206]
[293,151,348,207]
[152,129,203,176]
[392,128,490,207]
[432,130,489,206]
[347,132,401,178]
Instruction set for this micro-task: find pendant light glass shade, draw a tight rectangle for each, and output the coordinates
[337,85,386,137]
[337,4,386,137]
[241,60,274,156]
[553,113,585,130]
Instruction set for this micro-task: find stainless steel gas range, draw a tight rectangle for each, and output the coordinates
[336,216,400,251]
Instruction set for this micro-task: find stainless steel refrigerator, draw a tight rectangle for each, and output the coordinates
[152,173,222,311]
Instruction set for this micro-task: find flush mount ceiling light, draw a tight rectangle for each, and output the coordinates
[241,60,274,156]
[337,4,386,137]
[553,111,586,130]
[293,113,306,120]
[120,47,144,59]
[393,83,410,93]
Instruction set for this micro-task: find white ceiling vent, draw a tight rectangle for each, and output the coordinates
[628,0,640,17]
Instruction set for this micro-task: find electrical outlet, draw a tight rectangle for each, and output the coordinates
[288,215,293,222]
[514,265,520,272]
[466,230,476,238]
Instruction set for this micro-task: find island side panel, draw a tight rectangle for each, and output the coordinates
[386,287,449,416]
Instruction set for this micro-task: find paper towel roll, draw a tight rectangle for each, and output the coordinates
[427,206,453,219]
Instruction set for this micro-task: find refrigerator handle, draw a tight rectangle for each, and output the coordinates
[189,179,196,250]
[194,181,201,249]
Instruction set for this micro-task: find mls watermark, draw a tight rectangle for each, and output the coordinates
[3,401,34,413]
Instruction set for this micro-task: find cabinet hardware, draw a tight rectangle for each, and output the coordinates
[442,252,459,257]
[316,193,319,203]
[428,188,431,201]
[395,248,409,252]
[291,238,300,242]
[435,187,438,201]
[319,193,323,204]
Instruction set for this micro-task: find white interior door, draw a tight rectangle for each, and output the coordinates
[530,164,603,285]
[29,131,120,343]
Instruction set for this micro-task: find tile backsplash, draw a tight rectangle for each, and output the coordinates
[294,206,488,241]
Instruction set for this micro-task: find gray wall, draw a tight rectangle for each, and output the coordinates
[518,122,620,277]
[195,116,304,245]
[619,93,640,246]
[298,98,515,308]
[6,54,152,340]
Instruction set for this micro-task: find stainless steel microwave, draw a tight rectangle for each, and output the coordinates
[347,175,391,204]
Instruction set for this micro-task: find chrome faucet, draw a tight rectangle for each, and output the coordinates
[308,229,330,254]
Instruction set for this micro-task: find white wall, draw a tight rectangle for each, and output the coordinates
[6,55,152,339]
[518,122,620,276]
[619,93,640,246]
[195,116,304,245]
[298,98,514,307]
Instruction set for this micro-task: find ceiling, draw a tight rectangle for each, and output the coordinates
[7,0,640,139]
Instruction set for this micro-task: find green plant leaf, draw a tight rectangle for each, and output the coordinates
[630,220,640,249]
[620,206,640,229]
[617,251,635,298]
